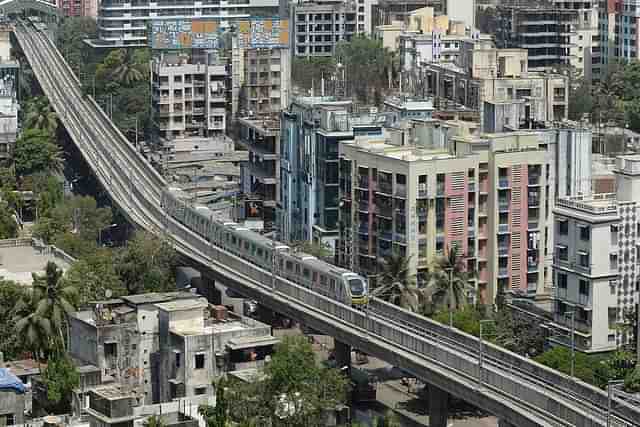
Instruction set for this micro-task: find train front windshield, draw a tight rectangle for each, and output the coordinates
[348,278,365,296]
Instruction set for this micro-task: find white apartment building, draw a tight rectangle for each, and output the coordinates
[151,53,230,141]
[552,155,640,353]
[96,0,280,47]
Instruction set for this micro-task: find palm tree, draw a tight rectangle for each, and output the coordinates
[31,261,78,348]
[14,290,52,360]
[111,49,144,86]
[24,97,58,135]
[423,246,473,313]
[372,255,421,311]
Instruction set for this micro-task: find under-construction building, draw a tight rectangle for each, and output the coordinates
[492,6,579,72]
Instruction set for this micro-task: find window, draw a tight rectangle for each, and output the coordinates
[195,386,207,395]
[175,352,181,368]
[195,354,205,369]
[579,280,589,296]
[557,273,567,289]
[608,307,618,328]
[579,225,590,241]
[557,245,568,261]
[579,252,590,268]
[105,342,117,358]
[558,219,568,235]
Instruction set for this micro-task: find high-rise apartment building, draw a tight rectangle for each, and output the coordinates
[599,0,640,65]
[337,129,560,302]
[551,155,640,353]
[291,0,358,57]
[58,0,99,17]
[96,0,280,47]
[151,53,230,141]
[278,96,384,248]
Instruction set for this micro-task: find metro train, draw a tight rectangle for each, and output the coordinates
[161,187,368,305]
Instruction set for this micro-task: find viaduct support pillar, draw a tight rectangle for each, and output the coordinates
[428,384,449,427]
[334,340,351,376]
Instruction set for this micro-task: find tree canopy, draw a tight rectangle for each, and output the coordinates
[13,129,63,177]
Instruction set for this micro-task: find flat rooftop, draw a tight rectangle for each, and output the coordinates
[0,240,73,285]
[155,298,208,312]
[121,292,199,306]
[346,139,454,162]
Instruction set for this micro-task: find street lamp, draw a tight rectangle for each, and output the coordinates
[479,319,495,389]
[99,223,118,246]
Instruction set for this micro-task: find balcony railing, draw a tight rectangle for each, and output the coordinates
[357,177,369,189]
[528,218,539,229]
[393,233,406,244]
[395,184,407,198]
[498,267,509,277]
[498,223,510,234]
[378,182,392,194]
[358,201,369,212]
[554,313,592,334]
[379,230,393,241]
[468,182,476,192]
[498,177,510,188]
[377,205,393,218]
[417,208,427,218]
[499,201,510,211]
[498,246,509,256]
[528,175,541,186]
[436,183,445,196]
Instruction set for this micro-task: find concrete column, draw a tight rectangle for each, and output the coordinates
[498,420,516,427]
[334,340,351,376]
[428,384,449,427]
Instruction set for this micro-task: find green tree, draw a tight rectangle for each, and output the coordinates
[115,231,178,294]
[0,281,28,359]
[13,129,63,177]
[373,254,421,311]
[534,347,598,384]
[14,289,52,360]
[62,252,125,306]
[291,240,333,261]
[0,200,18,238]
[225,336,350,426]
[41,352,80,414]
[24,97,58,135]
[433,305,483,336]
[624,365,640,393]
[57,17,98,75]
[199,380,229,427]
[291,57,336,91]
[30,261,78,348]
[423,246,473,313]
[335,36,394,103]
[143,415,166,427]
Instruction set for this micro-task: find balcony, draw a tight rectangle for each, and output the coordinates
[528,196,540,207]
[498,246,509,256]
[528,260,539,272]
[578,293,590,307]
[468,227,475,238]
[436,183,445,197]
[393,233,407,244]
[379,246,392,258]
[379,230,393,241]
[554,313,592,334]
[394,184,407,198]
[468,182,476,192]
[498,267,509,277]
[498,177,510,188]
[378,182,392,195]
[358,225,369,235]
[357,201,369,212]
[498,223,510,234]
[528,175,541,186]
[499,201,510,212]
[377,205,393,218]
[417,208,427,219]
[357,176,369,189]
[528,218,539,230]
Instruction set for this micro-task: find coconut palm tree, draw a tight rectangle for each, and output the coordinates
[423,246,473,313]
[111,49,144,86]
[14,289,52,360]
[372,255,421,311]
[31,261,78,348]
[24,97,58,135]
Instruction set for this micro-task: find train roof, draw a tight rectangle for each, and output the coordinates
[231,226,287,249]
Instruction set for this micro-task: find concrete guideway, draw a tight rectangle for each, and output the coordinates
[12,20,640,427]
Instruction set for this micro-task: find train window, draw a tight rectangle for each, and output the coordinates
[244,241,250,250]
[231,236,236,245]
[303,268,310,278]
[320,275,327,285]
[279,259,284,269]
[286,261,293,271]
[251,244,256,255]
[312,272,318,282]
[257,248,263,258]
[295,264,300,275]
[330,279,336,292]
